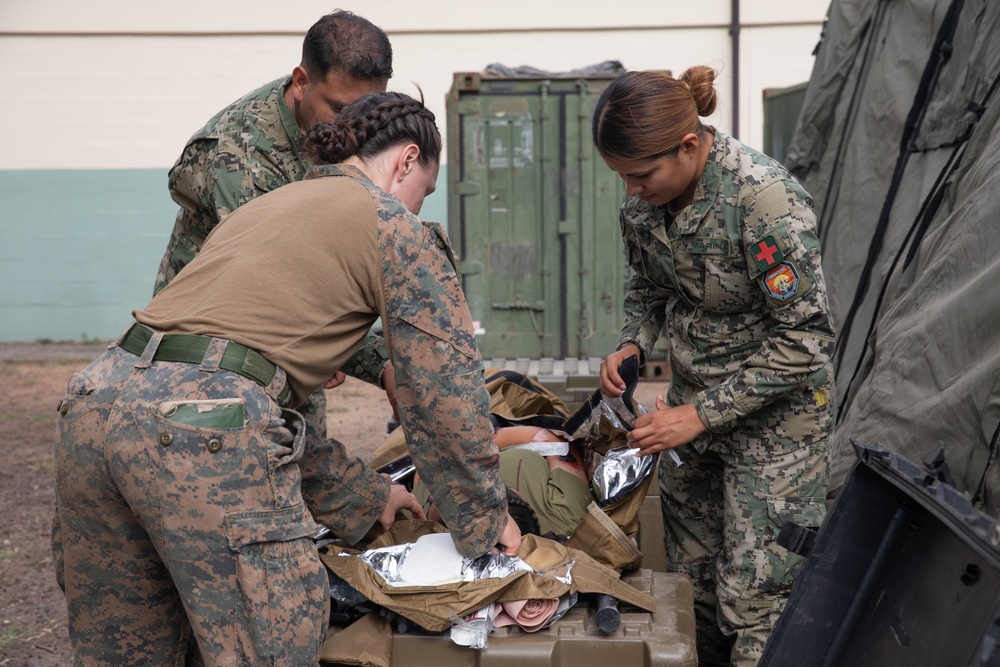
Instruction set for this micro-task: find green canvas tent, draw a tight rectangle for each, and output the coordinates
[787,0,1000,508]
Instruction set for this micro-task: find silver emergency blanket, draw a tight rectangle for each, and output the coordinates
[352,543,573,588]
[358,544,411,583]
[565,394,640,441]
[568,393,679,503]
[590,446,657,503]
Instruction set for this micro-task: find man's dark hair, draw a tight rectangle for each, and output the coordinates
[302,10,393,82]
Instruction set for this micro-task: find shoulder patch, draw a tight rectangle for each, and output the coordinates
[751,235,784,271]
[761,261,800,301]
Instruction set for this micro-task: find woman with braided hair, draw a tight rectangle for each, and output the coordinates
[52,90,520,665]
[592,67,835,666]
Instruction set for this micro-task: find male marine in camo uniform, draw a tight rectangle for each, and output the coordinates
[594,68,835,666]
[54,92,518,665]
[154,10,395,436]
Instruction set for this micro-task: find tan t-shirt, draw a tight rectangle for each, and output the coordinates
[135,164,508,557]
[136,173,383,407]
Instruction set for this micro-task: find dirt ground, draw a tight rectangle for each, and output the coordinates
[0,341,667,665]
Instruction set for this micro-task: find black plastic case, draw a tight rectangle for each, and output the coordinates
[761,441,1000,667]
[322,569,697,667]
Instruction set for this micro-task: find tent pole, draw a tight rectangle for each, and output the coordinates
[730,0,741,139]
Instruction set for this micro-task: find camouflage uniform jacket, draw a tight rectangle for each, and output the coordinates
[316,165,508,556]
[618,129,836,439]
[155,76,388,386]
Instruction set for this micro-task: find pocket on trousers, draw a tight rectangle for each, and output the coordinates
[765,494,825,532]
[57,372,98,427]
[159,398,246,429]
[65,371,96,399]
[226,504,328,665]
[761,494,826,592]
[225,503,318,551]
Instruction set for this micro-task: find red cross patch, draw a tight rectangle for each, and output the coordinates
[752,235,784,271]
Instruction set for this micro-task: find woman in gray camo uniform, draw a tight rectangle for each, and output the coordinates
[592,67,836,667]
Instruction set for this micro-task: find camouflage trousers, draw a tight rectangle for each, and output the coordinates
[298,388,328,438]
[51,345,329,666]
[659,395,830,667]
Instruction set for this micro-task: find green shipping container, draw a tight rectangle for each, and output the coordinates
[762,82,807,164]
[446,70,628,362]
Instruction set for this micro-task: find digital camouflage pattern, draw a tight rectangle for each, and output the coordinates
[52,346,387,665]
[153,75,389,435]
[657,407,829,667]
[54,165,507,663]
[295,332,390,439]
[617,129,835,667]
[325,163,509,556]
[154,76,308,293]
[341,333,391,387]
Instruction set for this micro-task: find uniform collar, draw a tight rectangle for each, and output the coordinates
[304,163,373,185]
[623,128,727,242]
[669,127,724,234]
[278,76,315,171]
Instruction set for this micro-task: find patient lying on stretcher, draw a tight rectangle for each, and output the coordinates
[413,425,593,539]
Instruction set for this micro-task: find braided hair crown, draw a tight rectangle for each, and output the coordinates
[306,91,441,166]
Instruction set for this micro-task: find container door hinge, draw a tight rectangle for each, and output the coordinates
[491,301,545,311]
[558,219,577,236]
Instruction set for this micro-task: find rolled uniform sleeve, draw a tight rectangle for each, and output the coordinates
[694,181,836,432]
[378,211,507,558]
[342,335,391,387]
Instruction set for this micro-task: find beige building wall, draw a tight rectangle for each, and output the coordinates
[1,0,828,169]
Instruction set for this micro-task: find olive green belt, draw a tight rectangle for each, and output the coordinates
[119,323,292,407]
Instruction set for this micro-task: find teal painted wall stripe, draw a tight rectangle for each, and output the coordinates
[1,169,174,343]
[0,168,448,342]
